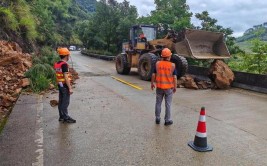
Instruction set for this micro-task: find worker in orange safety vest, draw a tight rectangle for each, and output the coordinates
[151,48,177,125]
[54,47,76,123]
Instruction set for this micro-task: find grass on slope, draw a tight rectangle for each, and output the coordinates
[235,41,252,53]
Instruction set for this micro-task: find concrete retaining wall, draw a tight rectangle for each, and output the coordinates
[188,65,267,94]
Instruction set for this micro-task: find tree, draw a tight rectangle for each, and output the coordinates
[228,28,267,74]
[245,39,267,74]
[194,11,243,55]
[30,0,56,46]
[1,0,94,51]
[139,0,192,38]
[115,0,138,51]
[79,0,138,53]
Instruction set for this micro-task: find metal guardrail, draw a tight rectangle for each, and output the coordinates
[80,50,115,61]
[188,65,267,94]
[79,51,267,94]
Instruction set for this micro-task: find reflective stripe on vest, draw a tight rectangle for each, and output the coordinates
[54,61,72,84]
[155,61,175,89]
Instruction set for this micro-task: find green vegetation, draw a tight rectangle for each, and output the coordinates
[235,23,267,53]
[0,7,19,31]
[236,26,267,43]
[138,0,192,37]
[76,0,138,53]
[228,39,267,74]
[25,47,59,92]
[228,27,267,74]
[0,0,96,51]
[235,41,253,53]
[1,0,267,76]
[0,115,8,134]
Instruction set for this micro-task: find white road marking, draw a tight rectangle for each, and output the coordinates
[32,95,44,166]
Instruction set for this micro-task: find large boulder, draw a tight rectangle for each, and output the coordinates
[208,60,234,89]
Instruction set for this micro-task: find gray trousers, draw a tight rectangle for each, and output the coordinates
[58,86,70,119]
[155,88,173,122]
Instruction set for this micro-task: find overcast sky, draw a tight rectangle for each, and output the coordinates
[117,0,267,37]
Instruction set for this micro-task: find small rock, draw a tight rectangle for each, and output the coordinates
[20,78,30,87]
[49,84,55,90]
[17,73,24,77]
[184,75,198,90]
[177,79,184,88]
[23,60,32,68]
[0,96,13,107]
[40,91,45,95]
[197,81,209,89]
[6,76,11,81]
[14,88,22,95]
[50,100,58,107]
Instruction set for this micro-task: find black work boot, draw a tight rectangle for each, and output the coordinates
[164,120,173,126]
[63,117,76,123]
[155,118,160,124]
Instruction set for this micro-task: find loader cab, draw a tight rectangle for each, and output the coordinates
[129,25,157,50]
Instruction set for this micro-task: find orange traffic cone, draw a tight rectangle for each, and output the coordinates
[188,107,213,152]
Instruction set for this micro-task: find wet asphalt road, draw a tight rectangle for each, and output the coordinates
[1,51,267,166]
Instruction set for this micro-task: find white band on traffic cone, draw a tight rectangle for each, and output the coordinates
[199,115,206,122]
[195,131,207,138]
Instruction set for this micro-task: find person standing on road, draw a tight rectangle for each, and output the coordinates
[151,48,177,125]
[54,47,76,123]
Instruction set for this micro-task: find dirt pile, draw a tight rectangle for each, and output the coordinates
[69,67,79,81]
[0,40,32,118]
[178,75,212,90]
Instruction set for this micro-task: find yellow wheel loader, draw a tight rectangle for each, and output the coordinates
[115,25,230,80]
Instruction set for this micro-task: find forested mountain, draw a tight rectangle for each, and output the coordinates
[0,0,96,52]
[236,22,267,42]
[76,0,96,12]
[0,0,242,55]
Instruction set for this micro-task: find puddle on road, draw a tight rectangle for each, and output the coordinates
[79,72,110,77]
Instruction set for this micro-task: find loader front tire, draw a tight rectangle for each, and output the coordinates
[171,54,188,78]
[116,53,131,75]
[138,53,158,81]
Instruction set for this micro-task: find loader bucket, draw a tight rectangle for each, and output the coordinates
[175,29,230,59]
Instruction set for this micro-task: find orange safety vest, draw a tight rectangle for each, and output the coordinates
[54,61,72,84]
[155,61,175,89]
